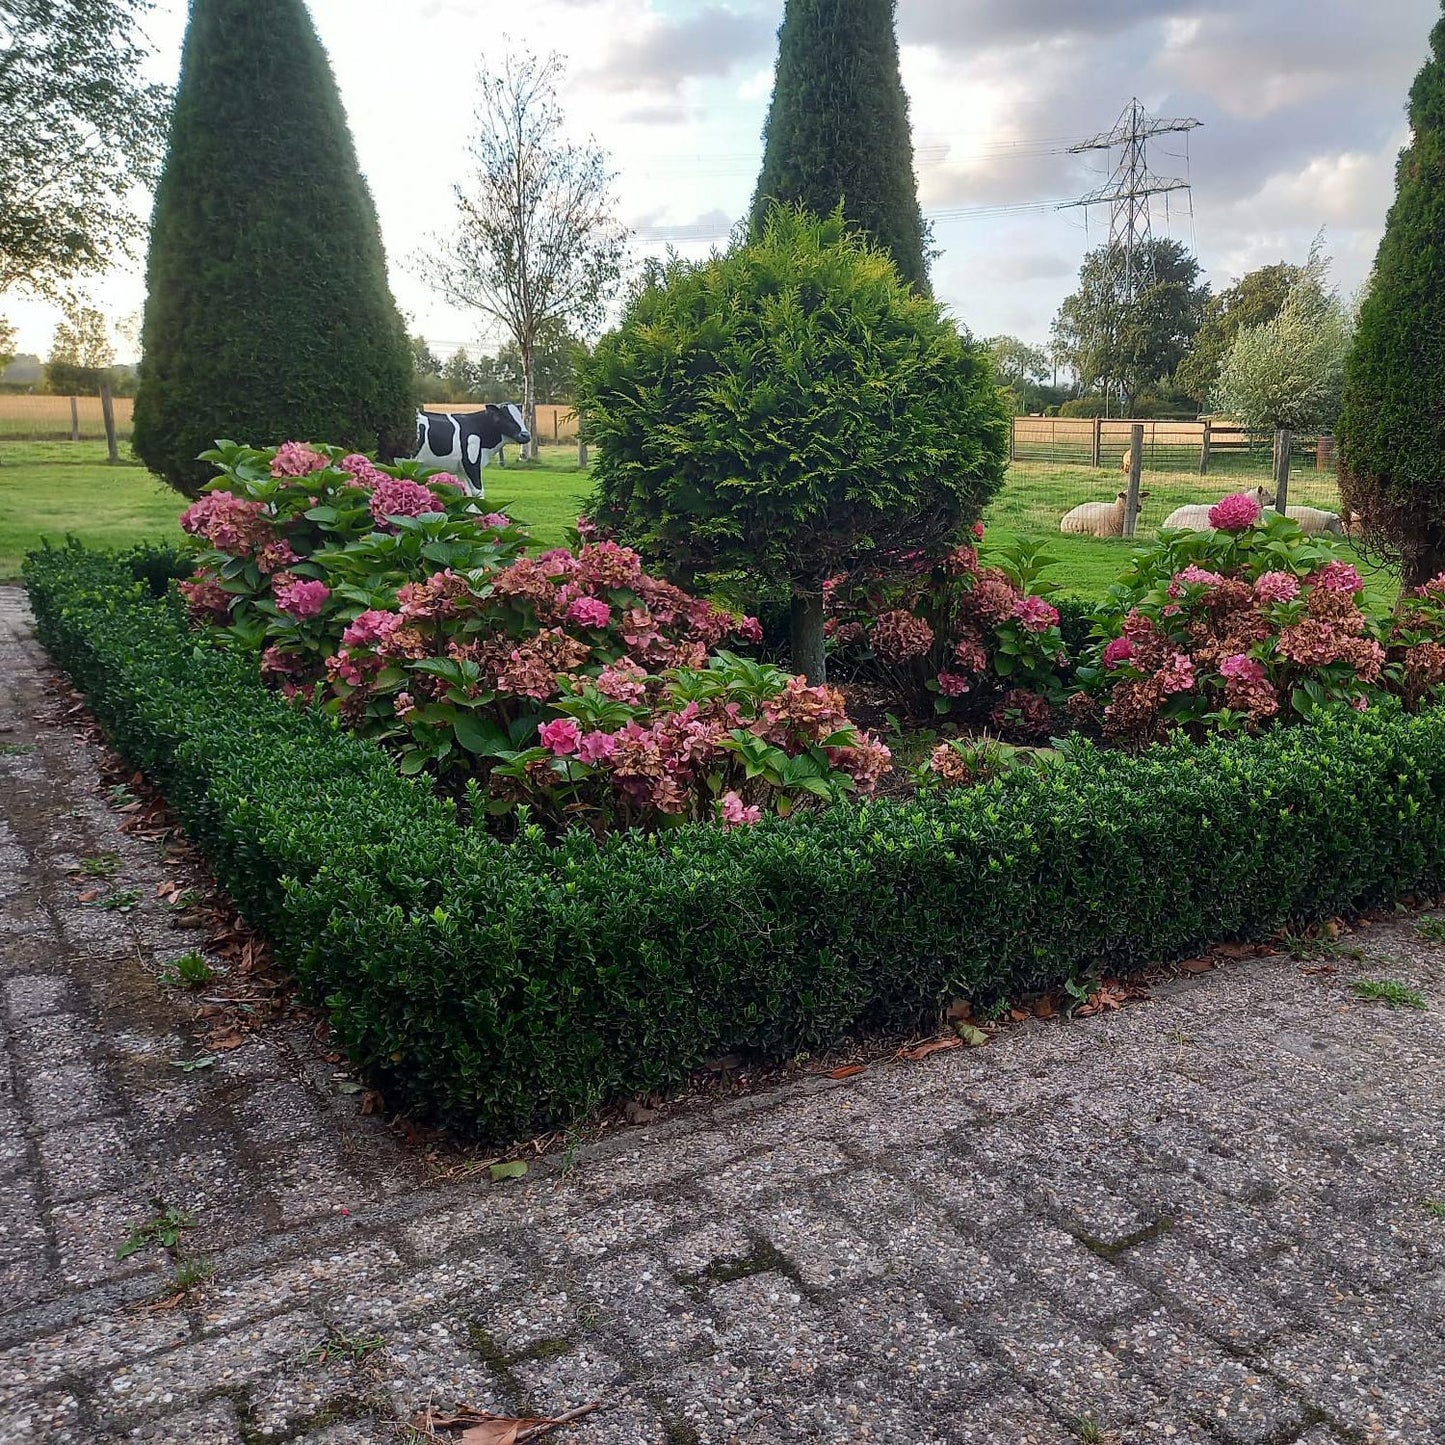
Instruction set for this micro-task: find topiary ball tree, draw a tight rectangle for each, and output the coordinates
[1338,6,1445,586]
[133,0,415,496]
[576,207,1010,682]
[751,0,930,293]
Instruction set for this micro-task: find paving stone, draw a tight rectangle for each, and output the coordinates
[5,585,1445,1444]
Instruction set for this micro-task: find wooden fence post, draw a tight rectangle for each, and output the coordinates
[1090,417,1102,468]
[577,438,588,468]
[69,395,80,442]
[1124,423,1145,537]
[1009,418,1017,463]
[99,383,120,464]
[1199,419,1212,476]
[1273,428,1293,513]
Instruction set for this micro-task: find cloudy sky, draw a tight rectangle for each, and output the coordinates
[7,0,1440,363]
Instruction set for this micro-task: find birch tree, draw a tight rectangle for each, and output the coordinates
[414,48,627,458]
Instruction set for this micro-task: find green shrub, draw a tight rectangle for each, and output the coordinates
[24,540,1445,1141]
[1338,12,1445,586]
[750,0,929,291]
[578,207,1010,681]
[132,0,415,495]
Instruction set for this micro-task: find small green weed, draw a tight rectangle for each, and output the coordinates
[1351,978,1428,1009]
[79,852,121,878]
[170,1256,215,1291]
[981,997,1012,1022]
[171,1054,218,1072]
[302,1331,386,1366]
[1422,1200,1445,1218]
[1072,1417,1105,1444]
[99,887,143,912]
[106,783,138,807]
[167,886,203,910]
[118,1204,196,1259]
[1415,916,1445,944]
[165,950,215,988]
[1280,930,1363,963]
[0,741,35,756]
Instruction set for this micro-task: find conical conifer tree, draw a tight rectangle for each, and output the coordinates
[133,0,415,495]
[750,0,930,291]
[1338,6,1445,585]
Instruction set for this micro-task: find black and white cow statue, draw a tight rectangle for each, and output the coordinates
[412,404,530,495]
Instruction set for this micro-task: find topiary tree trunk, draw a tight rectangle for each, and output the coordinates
[790,593,827,684]
[132,0,415,496]
[1338,6,1445,587]
[751,0,930,293]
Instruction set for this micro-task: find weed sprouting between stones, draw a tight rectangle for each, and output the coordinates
[1351,978,1428,1009]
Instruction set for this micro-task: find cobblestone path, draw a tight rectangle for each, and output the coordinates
[2,587,1444,1444]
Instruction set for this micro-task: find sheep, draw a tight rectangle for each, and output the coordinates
[1060,490,1150,538]
[1121,448,1135,475]
[1161,485,1272,533]
[1285,505,1345,536]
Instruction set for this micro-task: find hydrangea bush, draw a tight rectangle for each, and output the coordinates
[823,529,1073,740]
[1073,492,1435,743]
[176,441,890,831]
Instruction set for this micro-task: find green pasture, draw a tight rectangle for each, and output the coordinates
[0,441,1397,606]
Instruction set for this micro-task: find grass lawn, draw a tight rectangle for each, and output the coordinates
[1,441,1398,607]
[0,442,185,582]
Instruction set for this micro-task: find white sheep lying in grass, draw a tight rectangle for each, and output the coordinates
[1060,490,1150,538]
[1285,505,1345,536]
[1161,485,1272,533]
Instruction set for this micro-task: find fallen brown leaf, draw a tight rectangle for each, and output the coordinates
[1179,957,1214,974]
[827,1064,866,1079]
[899,1035,962,1062]
[77,888,101,903]
[1032,995,1058,1019]
[623,1100,658,1125]
[945,999,974,1022]
[1300,965,1337,977]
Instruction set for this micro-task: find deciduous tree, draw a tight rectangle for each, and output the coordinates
[0,0,171,296]
[415,48,626,459]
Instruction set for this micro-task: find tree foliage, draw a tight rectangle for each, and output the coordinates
[577,207,1010,682]
[131,0,415,495]
[1051,240,1210,412]
[1176,261,1302,407]
[0,314,14,370]
[750,0,929,292]
[1338,8,1445,586]
[0,0,171,296]
[414,48,626,457]
[1214,255,1352,436]
[44,299,114,393]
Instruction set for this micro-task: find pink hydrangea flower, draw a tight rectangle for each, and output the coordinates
[179,491,272,555]
[271,442,329,477]
[936,671,971,697]
[538,717,582,756]
[576,730,619,764]
[1103,636,1134,668]
[1167,565,1225,598]
[1254,571,1301,604]
[738,615,764,643]
[972,521,986,539]
[1351,695,1370,712]
[566,596,612,628]
[720,791,762,828]
[341,609,403,649]
[369,478,441,528]
[1155,652,1196,694]
[274,578,330,619]
[1012,595,1060,633]
[1208,492,1263,532]
[1219,653,1265,683]
[1418,572,1445,598]
[178,576,232,621]
[596,662,649,705]
[1312,560,1364,594]
[945,544,978,577]
[482,512,511,528]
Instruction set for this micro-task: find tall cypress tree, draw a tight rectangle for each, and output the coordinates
[750,0,930,292]
[1338,6,1445,586]
[133,0,415,495]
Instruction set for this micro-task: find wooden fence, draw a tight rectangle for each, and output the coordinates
[1012,416,1334,475]
[0,394,135,441]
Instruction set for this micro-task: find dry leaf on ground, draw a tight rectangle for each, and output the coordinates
[899,1036,962,1062]
[827,1064,866,1079]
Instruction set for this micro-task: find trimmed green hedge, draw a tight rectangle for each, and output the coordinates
[25,541,1445,1140]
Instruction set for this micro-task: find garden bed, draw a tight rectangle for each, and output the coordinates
[25,538,1445,1142]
